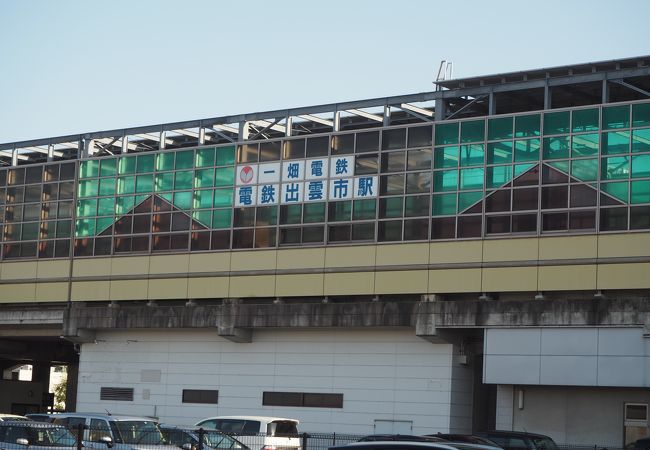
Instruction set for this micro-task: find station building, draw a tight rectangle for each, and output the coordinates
[0,55,650,446]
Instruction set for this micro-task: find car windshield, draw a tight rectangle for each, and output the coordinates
[204,430,247,449]
[28,427,76,447]
[532,437,557,450]
[114,421,165,445]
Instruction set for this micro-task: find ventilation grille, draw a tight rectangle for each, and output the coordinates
[100,387,134,401]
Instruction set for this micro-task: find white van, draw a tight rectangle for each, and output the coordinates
[194,416,300,450]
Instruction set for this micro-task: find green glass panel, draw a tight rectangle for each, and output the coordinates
[548,160,570,175]
[213,209,232,228]
[75,219,95,237]
[487,141,513,164]
[459,144,484,166]
[514,163,534,178]
[486,165,511,188]
[602,181,629,203]
[572,108,599,132]
[78,179,98,198]
[79,160,99,179]
[632,103,650,128]
[214,188,233,207]
[434,122,459,145]
[97,198,114,216]
[160,193,174,204]
[571,133,599,157]
[543,111,570,135]
[155,172,174,191]
[196,148,216,168]
[381,197,403,218]
[404,196,428,216]
[136,174,153,193]
[174,170,193,190]
[135,195,148,206]
[458,191,483,212]
[193,189,213,209]
[193,210,212,228]
[215,167,235,187]
[173,191,192,210]
[571,159,598,182]
[96,216,114,234]
[100,158,117,177]
[194,169,214,188]
[176,150,194,169]
[137,154,155,173]
[488,117,513,140]
[99,178,115,196]
[603,105,630,129]
[257,206,278,226]
[118,156,136,175]
[282,204,302,224]
[632,128,650,152]
[432,193,456,216]
[514,139,540,162]
[21,222,39,240]
[632,154,650,178]
[216,146,236,166]
[156,152,175,171]
[460,167,484,190]
[115,196,134,215]
[602,131,630,154]
[76,199,96,217]
[56,220,71,238]
[601,156,630,180]
[543,136,570,160]
[304,202,326,222]
[515,114,540,137]
[434,146,459,168]
[460,120,484,143]
[117,176,135,195]
[631,180,650,204]
[433,170,458,192]
[353,199,376,220]
[330,200,351,221]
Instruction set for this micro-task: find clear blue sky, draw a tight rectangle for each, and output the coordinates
[1,0,648,144]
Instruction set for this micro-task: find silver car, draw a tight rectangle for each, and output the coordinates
[0,421,77,450]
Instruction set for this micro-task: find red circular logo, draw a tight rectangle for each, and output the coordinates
[239,166,254,184]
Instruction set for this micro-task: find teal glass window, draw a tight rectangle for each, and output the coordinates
[176,150,194,169]
[601,156,630,180]
[570,159,598,182]
[193,210,212,227]
[76,199,97,217]
[79,160,99,179]
[75,219,95,237]
[602,131,630,154]
[281,204,302,224]
[99,178,115,196]
[487,141,513,164]
[118,156,136,175]
[329,200,351,221]
[514,139,540,162]
[432,193,456,216]
[434,146,459,168]
[78,179,98,198]
[404,195,429,216]
[458,191,482,212]
[174,171,193,190]
[543,111,570,135]
[353,199,376,220]
[115,196,135,215]
[435,122,459,145]
[193,189,213,209]
[571,133,599,157]
[632,128,650,152]
[433,170,457,192]
[460,167,484,190]
[603,105,629,129]
[117,176,135,195]
[460,120,484,143]
[486,165,511,189]
[157,152,175,171]
[213,209,232,228]
[631,180,650,204]
[460,144,484,166]
[173,191,193,210]
[136,174,153,193]
[216,146,236,166]
[515,114,540,138]
[196,148,216,167]
[303,202,326,222]
[195,169,215,188]
[56,220,71,238]
[543,136,570,160]
[632,103,650,128]
[256,206,278,226]
[215,167,235,187]
[96,217,113,234]
[100,159,117,177]
[155,172,174,191]
[632,154,650,178]
[602,181,628,203]
[213,188,233,208]
[514,163,535,178]
[572,108,599,132]
[137,154,155,173]
[380,197,403,218]
[97,198,114,216]
[488,117,513,140]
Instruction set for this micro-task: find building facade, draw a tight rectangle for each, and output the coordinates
[1,56,650,445]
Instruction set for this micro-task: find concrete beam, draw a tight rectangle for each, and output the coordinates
[62,329,96,344]
[218,326,252,343]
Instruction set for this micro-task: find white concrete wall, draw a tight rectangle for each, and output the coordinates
[448,349,473,433]
[495,385,514,431]
[76,328,463,434]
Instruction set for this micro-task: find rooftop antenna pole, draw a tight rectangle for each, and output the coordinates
[435,60,453,91]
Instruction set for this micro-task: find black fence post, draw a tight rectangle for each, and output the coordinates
[76,423,84,450]
[332,432,336,447]
[302,432,308,450]
[197,428,205,450]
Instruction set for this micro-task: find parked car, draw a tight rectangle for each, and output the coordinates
[0,420,77,450]
[25,413,55,422]
[195,416,300,450]
[52,413,180,450]
[358,435,446,443]
[633,437,650,450]
[0,414,30,422]
[159,425,249,450]
[431,435,501,446]
[474,431,556,450]
[330,442,474,450]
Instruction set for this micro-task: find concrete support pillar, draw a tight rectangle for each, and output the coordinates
[602,79,610,104]
[434,98,448,121]
[544,83,551,110]
[488,92,496,115]
[65,363,78,412]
